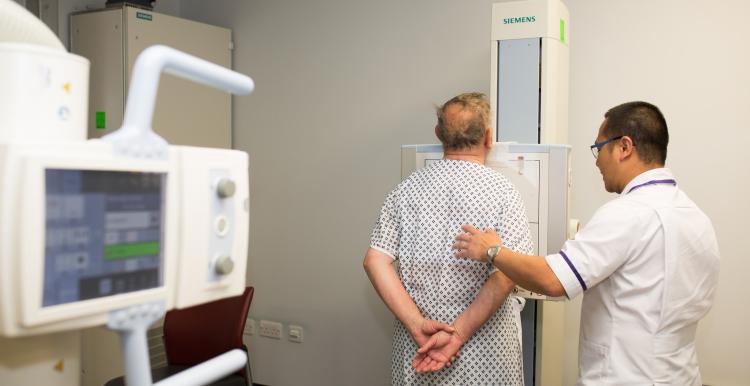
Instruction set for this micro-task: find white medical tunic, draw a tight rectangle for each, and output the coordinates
[371,159,533,386]
[546,168,720,386]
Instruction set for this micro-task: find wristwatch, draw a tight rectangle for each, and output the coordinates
[486,245,502,265]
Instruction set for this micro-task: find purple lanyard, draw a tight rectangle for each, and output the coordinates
[626,179,676,194]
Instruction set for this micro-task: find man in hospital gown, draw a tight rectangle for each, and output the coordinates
[453,101,720,386]
[364,92,531,385]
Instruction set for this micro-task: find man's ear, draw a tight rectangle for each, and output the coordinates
[434,125,440,140]
[484,127,493,148]
[619,136,635,161]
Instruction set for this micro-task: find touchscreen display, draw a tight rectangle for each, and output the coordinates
[42,169,166,307]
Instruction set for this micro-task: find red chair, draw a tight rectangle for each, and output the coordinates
[105,287,255,386]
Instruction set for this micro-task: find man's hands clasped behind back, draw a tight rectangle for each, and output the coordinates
[407,223,508,374]
[409,318,465,373]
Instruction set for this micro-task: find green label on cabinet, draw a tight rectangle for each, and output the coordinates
[136,12,152,21]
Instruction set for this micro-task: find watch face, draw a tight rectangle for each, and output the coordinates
[487,246,499,264]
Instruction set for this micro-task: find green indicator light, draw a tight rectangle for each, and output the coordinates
[104,241,160,261]
[560,19,566,43]
[95,111,106,130]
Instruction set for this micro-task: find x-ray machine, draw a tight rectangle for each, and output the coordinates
[0,1,254,385]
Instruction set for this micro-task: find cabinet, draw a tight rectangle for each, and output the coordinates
[71,6,232,148]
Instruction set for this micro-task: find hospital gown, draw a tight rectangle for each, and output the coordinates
[370,159,532,385]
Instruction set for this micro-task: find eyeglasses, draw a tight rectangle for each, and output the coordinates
[590,135,623,159]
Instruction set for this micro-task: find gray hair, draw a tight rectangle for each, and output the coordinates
[435,92,490,151]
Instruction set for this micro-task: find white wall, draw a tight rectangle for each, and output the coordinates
[180,1,750,385]
[565,1,750,385]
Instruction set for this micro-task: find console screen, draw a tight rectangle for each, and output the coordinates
[43,169,166,307]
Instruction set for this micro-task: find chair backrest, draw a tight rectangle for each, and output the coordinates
[163,287,254,366]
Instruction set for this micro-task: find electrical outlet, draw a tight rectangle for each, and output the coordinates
[259,320,282,339]
[288,325,304,343]
[244,318,256,336]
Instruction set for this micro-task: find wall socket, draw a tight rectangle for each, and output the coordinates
[259,320,282,339]
[244,318,256,336]
[288,325,304,343]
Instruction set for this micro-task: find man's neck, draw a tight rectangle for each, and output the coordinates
[443,148,486,165]
[619,163,664,193]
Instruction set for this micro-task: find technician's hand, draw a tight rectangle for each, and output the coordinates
[453,224,503,262]
[412,331,464,373]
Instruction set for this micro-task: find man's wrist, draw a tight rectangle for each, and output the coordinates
[486,245,503,265]
[406,316,424,335]
[452,329,466,344]
[451,322,468,344]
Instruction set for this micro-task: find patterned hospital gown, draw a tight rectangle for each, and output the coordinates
[370,159,533,385]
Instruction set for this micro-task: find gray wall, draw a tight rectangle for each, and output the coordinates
[181,1,750,385]
[181,1,499,385]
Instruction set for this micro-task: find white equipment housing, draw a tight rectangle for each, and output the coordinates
[490,0,569,144]
[488,1,571,385]
[0,43,88,143]
[0,141,250,337]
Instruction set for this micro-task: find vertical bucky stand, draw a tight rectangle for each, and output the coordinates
[103,45,255,386]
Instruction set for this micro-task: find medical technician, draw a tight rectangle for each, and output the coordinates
[452,101,720,385]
